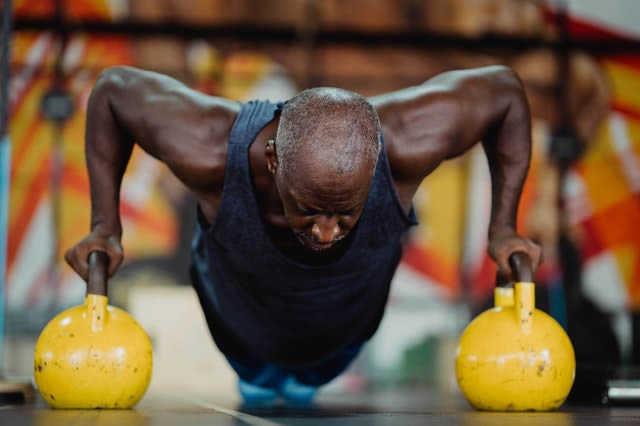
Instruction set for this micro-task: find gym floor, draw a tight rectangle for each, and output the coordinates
[2,387,639,425]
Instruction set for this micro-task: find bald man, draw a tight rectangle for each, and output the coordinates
[66,65,541,404]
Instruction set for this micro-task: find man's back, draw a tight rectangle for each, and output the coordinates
[191,99,416,366]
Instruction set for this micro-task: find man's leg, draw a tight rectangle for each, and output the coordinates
[226,343,364,404]
[280,344,364,403]
[225,355,286,404]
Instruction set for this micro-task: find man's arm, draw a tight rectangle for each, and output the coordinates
[65,66,239,279]
[372,65,541,277]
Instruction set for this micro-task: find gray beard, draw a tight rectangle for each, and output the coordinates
[294,231,348,252]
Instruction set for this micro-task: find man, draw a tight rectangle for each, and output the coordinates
[65,65,541,404]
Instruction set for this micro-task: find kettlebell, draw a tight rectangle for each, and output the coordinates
[455,252,575,411]
[34,251,153,409]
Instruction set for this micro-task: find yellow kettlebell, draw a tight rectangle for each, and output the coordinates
[34,252,153,409]
[455,252,575,411]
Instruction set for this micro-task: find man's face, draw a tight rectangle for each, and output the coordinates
[275,161,372,252]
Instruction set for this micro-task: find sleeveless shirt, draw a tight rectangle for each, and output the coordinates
[190,100,417,367]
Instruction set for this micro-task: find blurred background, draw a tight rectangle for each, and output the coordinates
[2,0,640,404]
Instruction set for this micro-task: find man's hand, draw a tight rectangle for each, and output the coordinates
[64,227,124,281]
[488,228,542,281]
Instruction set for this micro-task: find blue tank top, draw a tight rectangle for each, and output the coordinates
[191,100,417,367]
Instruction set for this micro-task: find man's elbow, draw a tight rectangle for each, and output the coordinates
[93,66,140,100]
[485,66,530,117]
[485,65,525,94]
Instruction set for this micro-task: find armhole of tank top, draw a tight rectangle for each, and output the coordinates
[203,102,248,236]
[207,101,282,237]
[379,139,417,227]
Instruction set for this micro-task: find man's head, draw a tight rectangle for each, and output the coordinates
[265,87,381,252]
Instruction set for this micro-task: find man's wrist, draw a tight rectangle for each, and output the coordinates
[90,219,122,238]
[488,224,517,241]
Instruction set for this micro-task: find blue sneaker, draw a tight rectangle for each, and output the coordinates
[236,364,286,406]
[279,376,318,405]
[238,379,278,406]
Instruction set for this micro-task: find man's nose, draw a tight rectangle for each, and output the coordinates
[311,215,340,243]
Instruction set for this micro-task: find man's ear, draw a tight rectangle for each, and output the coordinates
[265,139,278,174]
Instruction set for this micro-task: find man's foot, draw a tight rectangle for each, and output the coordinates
[237,379,278,406]
[279,376,318,405]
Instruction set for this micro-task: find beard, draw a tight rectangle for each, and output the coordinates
[294,230,348,252]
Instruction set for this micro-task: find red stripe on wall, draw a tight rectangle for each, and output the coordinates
[401,241,460,297]
[611,102,640,123]
[469,254,497,303]
[606,55,640,70]
[119,200,175,237]
[62,164,89,194]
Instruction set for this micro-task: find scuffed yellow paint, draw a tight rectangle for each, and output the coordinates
[34,295,153,409]
[456,282,575,411]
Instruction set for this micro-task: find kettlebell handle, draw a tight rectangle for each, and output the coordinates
[87,251,109,296]
[496,251,533,287]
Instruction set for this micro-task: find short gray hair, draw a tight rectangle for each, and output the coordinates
[275,87,381,177]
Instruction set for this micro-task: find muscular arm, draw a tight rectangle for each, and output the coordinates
[68,66,238,278]
[372,65,540,274]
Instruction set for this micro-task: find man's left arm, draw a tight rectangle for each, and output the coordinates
[373,65,541,278]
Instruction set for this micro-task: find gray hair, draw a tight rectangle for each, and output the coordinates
[275,87,381,178]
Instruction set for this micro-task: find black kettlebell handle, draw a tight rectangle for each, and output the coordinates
[496,251,534,287]
[87,251,109,296]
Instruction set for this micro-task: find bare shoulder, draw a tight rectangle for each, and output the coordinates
[95,66,240,191]
[369,65,523,179]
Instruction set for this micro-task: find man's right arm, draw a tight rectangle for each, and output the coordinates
[65,66,239,279]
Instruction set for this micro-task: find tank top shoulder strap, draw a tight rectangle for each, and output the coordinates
[207,100,282,245]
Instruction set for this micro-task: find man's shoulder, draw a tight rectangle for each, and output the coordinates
[371,85,462,168]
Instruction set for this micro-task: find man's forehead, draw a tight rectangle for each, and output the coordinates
[287,185,368,211]
[285,166,371,200]
[288,149,370,177]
